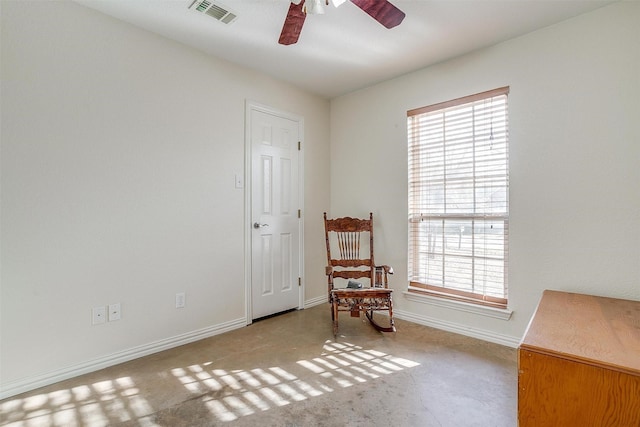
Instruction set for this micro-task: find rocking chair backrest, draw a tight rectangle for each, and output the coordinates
[324,212,375,284]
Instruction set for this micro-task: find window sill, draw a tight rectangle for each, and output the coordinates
[402,290,513,320]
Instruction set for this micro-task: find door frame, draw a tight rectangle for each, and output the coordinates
[244,100,305,325]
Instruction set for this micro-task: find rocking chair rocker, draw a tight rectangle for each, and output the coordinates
[324,212,396,335]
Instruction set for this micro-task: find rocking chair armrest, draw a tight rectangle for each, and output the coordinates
[376,265,394,275]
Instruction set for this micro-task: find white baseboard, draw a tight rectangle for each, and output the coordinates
[0,317,246,400]
[304,295,327,308]
[393,309,521,348]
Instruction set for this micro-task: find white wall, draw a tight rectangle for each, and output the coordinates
[0,1,330,397]
[330,1,640,345]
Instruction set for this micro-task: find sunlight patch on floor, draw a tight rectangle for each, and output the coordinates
[0,377,155,427]
[1,342,419,425]
[170,340,420,423]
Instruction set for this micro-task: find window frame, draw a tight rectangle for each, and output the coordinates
[407,87,510,310]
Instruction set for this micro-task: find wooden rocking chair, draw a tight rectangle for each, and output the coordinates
[324,212,395,335]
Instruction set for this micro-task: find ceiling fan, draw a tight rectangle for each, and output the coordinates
[279,0,406,45]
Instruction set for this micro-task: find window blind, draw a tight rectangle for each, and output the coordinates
[407,87,509,308]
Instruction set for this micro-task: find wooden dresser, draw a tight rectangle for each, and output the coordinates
[518,290,640,426]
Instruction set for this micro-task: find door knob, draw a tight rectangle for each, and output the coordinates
[253,222,269,229]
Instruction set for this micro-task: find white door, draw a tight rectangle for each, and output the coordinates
[248,105,302,320]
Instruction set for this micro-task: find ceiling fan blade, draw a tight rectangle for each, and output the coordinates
[350,0,405,29]
[279,1,307,45]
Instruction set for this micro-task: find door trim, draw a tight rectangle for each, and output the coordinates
[244,100,305,325]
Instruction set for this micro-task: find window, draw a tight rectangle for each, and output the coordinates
[407,87,509,309]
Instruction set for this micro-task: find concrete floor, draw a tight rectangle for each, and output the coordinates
[1,304,518,426]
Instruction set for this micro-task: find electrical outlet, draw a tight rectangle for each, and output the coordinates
[235,174,244,189]
[175,292,186,309]
[92,306,106,325]
[108,303,121,321]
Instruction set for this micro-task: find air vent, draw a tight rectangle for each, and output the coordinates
[189,0,238,24]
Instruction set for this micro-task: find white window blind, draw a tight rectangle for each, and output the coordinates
[407,87,509,308]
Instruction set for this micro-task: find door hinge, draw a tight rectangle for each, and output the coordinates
[298,277,302,287]
[298,141,301,151]
[298,209,301,218]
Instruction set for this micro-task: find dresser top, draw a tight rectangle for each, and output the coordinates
[520,290,640,375]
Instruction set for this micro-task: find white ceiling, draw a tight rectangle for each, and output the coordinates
[75,0,616,99]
